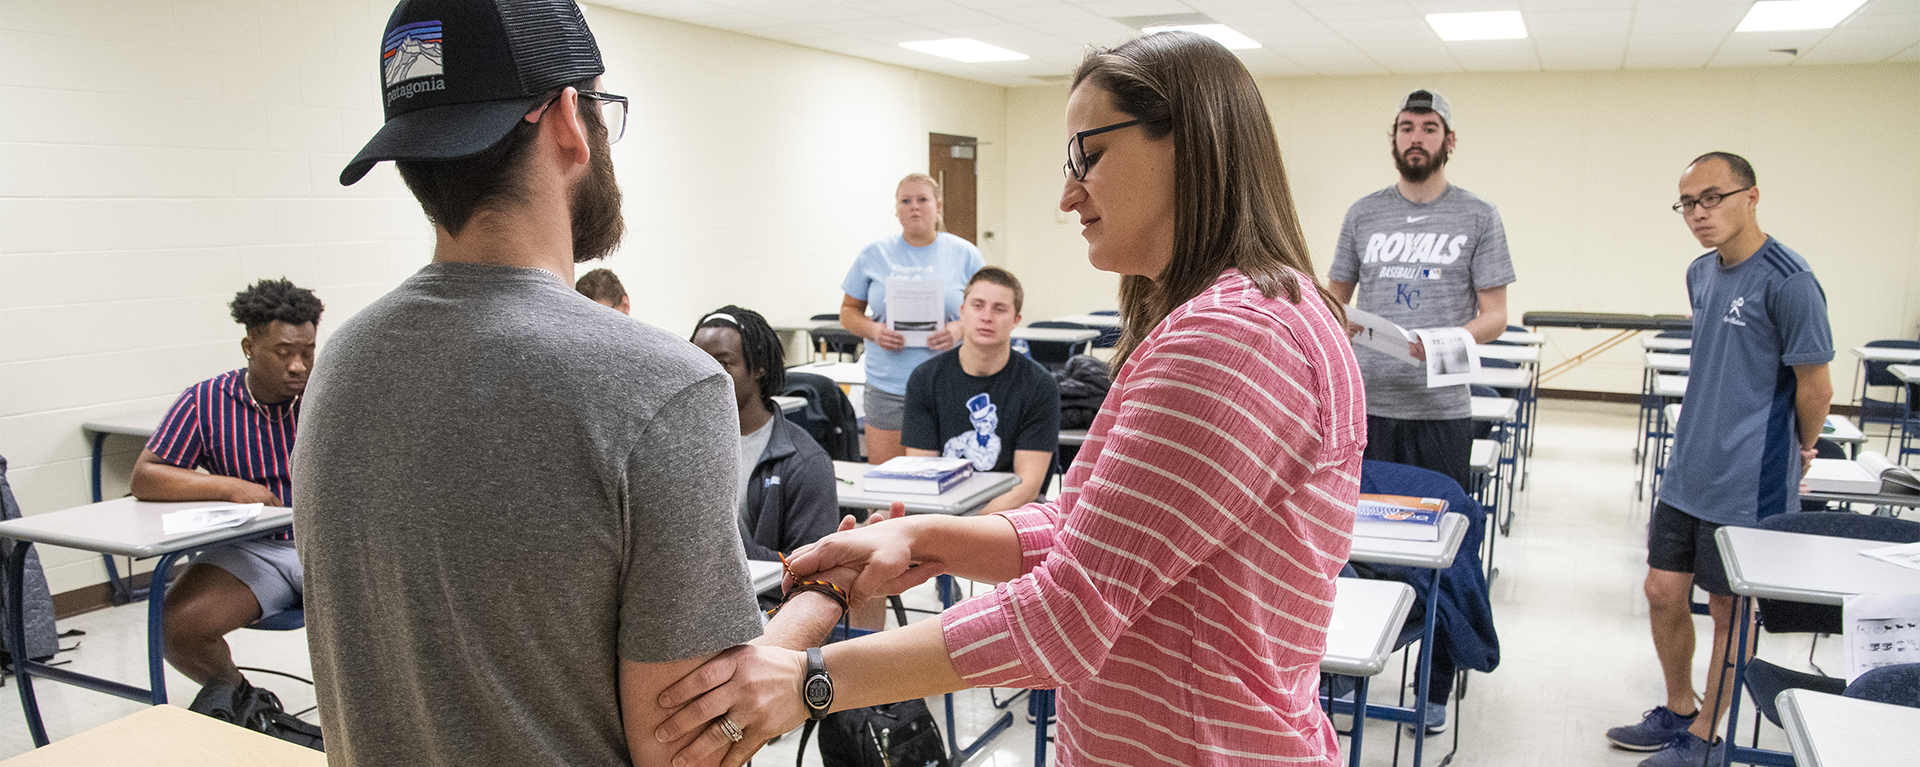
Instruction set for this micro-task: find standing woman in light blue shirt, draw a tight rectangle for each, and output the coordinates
[840,173,985,464]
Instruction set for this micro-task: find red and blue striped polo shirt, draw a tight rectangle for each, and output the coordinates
[147,369,299,510]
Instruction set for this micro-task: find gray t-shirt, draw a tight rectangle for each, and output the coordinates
[736,415,775,528]
[293,262,762,767]
[1661,238,1833,526]
[1330,184,1516,420]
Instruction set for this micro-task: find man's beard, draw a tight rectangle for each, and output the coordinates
[569,129,626,263]
[1394,142,1449,184]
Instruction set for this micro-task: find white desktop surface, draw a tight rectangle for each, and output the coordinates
[1013,327,1099,344]
[1471,396,1518,422]
[1474,368,1532,389]
[788,361,865,386]
[1644,352,1691,373]
[0,497,294,559]
[1852,347,1920,363]
[0,704,326,766]
[1051,314,1121,328]
[1348,512,1468,570]
[81,409,167,438]
[1654,374,1687,398]
[832,461,1020,516]
[1890,363,1920,384]
[1776,688,1920,767]
[1320,578,1416,678]
[1478,345,1539,364]
[1642,337,1692,352]
[1497,331,1544,345]
[1470,439,1499,474]
[1717,526,1920,605]
[748,559,783,594]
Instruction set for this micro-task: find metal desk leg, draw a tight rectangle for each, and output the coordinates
[87,431,137,606]
[1721,595,1794,767]
[1409,570,1436,767]
[8,539,49,747]
[1032,688,1053,767]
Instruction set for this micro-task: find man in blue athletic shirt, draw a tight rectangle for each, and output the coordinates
[1607,152,1833,767]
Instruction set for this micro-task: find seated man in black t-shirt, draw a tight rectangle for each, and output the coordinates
[903,267,1060,513]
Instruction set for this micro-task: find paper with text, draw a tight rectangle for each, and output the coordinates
[885,278,943,347]
[1843,592,1920,682]
[161,503,263,536]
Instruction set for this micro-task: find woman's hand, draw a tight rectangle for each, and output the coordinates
[869,325,907,352]
[926,322,962,352]
[655,645,809,767]
[786,504,942,606]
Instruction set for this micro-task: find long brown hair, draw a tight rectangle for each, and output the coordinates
[1072,32,1342,368]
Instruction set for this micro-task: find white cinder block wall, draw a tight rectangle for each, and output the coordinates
[1004,64,1920,396]
[0,0,1006,597]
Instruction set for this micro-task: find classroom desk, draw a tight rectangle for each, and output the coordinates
[1715,526,1920,767]
[1775,688,1920,767]
[1012,327,1099,344]
[79,409,170,603]
[1057,429,1087,447]
[1850,346,1920,364]
[1496,330,1543,345]
[748,559,782,594]
[787,360,865,386]
[1891,364,1920,461]
[1345,513,1468,767]
[1470,396,1518,423]
[1641,337,1692,352]
[0,704,325,765]
[1473,368,1532,390]
[1477,345,1538,365]
[1653,374,1687,399]
[831,461,1019,517]
[1320,578,1418,767]
[1644,352,1691,373]
[1522,312,1691,331]
[0,498,295,747]
[1050,313,1121,327]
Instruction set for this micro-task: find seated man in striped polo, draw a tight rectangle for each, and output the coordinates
[131,278,322,704]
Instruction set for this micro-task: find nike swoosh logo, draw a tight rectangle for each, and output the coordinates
[1406,215,1429,223]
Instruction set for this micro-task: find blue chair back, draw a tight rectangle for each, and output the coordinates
[1844,663,1920,708]
[1865,339,1920,387]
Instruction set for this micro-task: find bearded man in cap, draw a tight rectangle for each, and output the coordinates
[1324,89,1517,736]
[296,2,850,764]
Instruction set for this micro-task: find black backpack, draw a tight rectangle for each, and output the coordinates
[188,678,324,751]
[781,372,862,462]
[796,697,949,767]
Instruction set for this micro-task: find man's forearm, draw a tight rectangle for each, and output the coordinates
[1793,363,1834,450]
[131,458,251,502]
[755,590,849,651]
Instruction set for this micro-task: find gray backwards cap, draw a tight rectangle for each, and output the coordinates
[340,0,605,185]
[1397,89,1453,130]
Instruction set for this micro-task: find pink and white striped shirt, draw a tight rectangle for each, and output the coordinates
[941,269,1367,766]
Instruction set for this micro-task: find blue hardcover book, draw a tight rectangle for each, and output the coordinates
[863,456,974,496]
[1353,494,1447,542]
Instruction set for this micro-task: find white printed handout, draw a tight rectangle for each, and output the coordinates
[884,278,944,347]
[1842,592,1920,682]
[1413,327,1481,388]
[161,502,263,535]
[1860,540,1920,573]
[1344,308,1481,387]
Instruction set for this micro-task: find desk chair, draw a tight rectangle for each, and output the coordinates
[1842,663,1920,708]
[781,372,862,462]
[1085,310,1121,348]
[1858,339,1920,426]
[1352,461,1498,766]
[1023,321,1096,370]
[1635,331,1692,470]
[1740,512,1920,729]
[808,314,862,362]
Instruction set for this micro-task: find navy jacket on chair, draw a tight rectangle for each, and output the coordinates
[1356,459,1501,674]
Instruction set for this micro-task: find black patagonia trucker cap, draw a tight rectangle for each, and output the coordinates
[340,0,604,185]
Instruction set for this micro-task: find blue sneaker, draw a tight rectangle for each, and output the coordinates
[1606,706,1697,751]
[1636,732,1725,767]
[1402,702,1446,736]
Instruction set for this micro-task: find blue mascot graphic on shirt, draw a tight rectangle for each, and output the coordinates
[944,393,1001,470]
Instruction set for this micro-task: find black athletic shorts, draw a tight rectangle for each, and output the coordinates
[1647,501,1733,596]
[1362,415,1474,493]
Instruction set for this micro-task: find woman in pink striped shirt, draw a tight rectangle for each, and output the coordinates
[660,31,1367,767]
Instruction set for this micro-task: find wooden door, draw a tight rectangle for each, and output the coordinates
[929,133,977,245]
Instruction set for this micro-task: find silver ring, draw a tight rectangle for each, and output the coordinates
[718,717,744,743]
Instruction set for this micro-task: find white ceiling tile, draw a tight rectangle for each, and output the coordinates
[1890,40,1920,59]
[703,0,827,12]
[1208,7,1322,27]
[734,23,839,42]
[947,0,1058,9]
[1856,0,1920,14]
[1074,0,1203,17]
[1534,45,1626,69]
[1410,0,1534,14]
[1517,0,1635,10]
[1623,35,1720,69]
[1524,10,1632,36]
[1187,0,1310,11]
[819,17,945,40]
[1308,3,1422,22]
[1798,26,1920,62]
[677,10,786,29]
[1325,17,1437,37]
[841,0,970,16]
[898,9,1013,28]
[1223,20,1339,39]
[1846,12,1920,27]
[754,4,880,24]
[983,4,1110,24]
[607,0,733,19]
[1629,6,1747,36]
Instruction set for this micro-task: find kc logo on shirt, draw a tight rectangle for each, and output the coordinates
[1362,232,1468,265]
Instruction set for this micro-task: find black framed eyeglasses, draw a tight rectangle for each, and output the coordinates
[534,89,629,144]
[1672,186,1750,214]
[1063,119,1143,181]
[577,90,628,144]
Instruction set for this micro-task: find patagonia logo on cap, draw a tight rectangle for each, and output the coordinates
[383,20,444,104]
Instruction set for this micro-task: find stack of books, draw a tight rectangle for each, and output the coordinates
[1804,452,1920,496]
[1353,494,1447,542]
[863,456,973,495]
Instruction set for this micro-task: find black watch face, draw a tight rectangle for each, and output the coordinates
[805,675,833,709]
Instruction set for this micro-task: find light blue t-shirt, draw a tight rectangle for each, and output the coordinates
[840,233,984,395]
[1660,237,1833,526]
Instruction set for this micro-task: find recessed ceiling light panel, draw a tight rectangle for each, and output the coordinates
[1736,0,1867,32]
[1143,23,1262,50]
[899,38,1029,63]
[1425,11,1529,41]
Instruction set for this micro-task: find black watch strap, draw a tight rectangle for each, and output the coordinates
[803,647,832,721]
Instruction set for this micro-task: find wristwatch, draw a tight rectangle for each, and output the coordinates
[803,647,833,721]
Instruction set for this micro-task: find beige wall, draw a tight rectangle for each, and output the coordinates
[1003,64,1920,395]
[0,0,1003,595]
